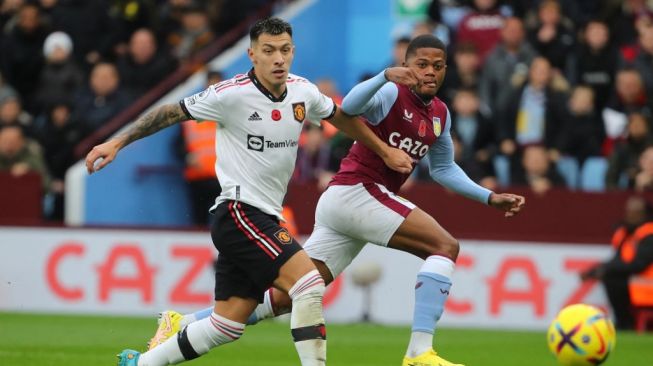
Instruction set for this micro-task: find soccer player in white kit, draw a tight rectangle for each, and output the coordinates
[85,18,412,366]
[153,35,526,366]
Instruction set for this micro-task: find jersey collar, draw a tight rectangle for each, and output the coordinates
[408,87,433,107]
[248,68,288,103]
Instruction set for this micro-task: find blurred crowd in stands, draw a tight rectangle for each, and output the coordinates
[0,0,267,220]
[2,0,653,222]
[297,0,653,199]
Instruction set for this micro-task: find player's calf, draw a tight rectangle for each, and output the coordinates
[289,269,327,366]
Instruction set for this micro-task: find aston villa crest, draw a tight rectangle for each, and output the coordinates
[433,117,441,137]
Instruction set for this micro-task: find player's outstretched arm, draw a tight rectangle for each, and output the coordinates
[328,108,413,174]
[488,193,526,218]
[85,103,189,174]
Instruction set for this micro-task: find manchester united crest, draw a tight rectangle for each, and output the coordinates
[433,117,441,137]
[274,228,293,244]
[292,102,306,123]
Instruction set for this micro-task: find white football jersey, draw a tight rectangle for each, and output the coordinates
[181,69,336,220]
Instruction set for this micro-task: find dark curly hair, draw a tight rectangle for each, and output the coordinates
[250,17,292,42]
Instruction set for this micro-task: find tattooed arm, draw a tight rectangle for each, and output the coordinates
[85,103,190,174]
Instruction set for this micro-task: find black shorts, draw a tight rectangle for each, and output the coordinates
[211,200,302,302]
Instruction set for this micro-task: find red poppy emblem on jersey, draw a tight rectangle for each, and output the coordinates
[271,109,282,121]
[418,120,427,137]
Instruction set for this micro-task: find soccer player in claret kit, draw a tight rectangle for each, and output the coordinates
[85,17,412,366]
[155,34,526,366]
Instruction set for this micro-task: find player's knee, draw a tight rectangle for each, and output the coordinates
[430,236,459,260]
[447,238,460,259]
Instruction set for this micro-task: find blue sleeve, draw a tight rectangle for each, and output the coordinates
[428,107,493,205]
[341,70,398,125]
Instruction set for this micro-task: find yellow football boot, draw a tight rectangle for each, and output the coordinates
[147,310,183,350]
[402,349,465,366]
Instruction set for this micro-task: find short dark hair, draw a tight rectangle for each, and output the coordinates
[406,34,446,59]
[249,17,292,42]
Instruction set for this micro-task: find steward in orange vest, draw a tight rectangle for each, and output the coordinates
[582,195,653,329]
[180,119,221,226]
[180,70,224,226]
[182,120,216,181]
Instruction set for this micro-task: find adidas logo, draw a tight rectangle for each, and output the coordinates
[248,112,262,121]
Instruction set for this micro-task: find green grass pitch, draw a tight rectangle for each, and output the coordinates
[0,312,651,365]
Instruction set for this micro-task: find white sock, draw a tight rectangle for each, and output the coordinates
[180,315,195,328]
[406,331,433,358]
[138,313,244,365]
[137,335,184,366]
[289,270,327,366]
[248,288,277,324]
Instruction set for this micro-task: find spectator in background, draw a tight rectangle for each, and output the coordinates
[635,146,653,192]
[167,3,215,61]
[450,88,497,190]
[456,0,504,64]
[73,62,130,136]
[388,36,411,68]
[0,72,18,103]
[178,70,222,226]
[313,78,345,187]
[36,101,81,220]
[566,19,618,111]
[512,144,565,194]
[440,42,480,106]
[34,31,83,114]
[209,0,265,36]
[497,57,568,160]
[40,0,116,68]
[0,95,33,135]
[604,0,653,47]
[606,113,653,190]
[0,3,47,111]
[627,25,653,96]
[0,0,24,30]
[117,28,178,95]
[155,0,193,42]
[525,0,575,72]
[313,78,341,140]
[581,195,653,330]
[603,68,652,153]
[293,124,331,187]
[110,0,156,53]
[411,20,450,47]
[0,124,50,190]
[556,86,605,165]
[480,17,536,118]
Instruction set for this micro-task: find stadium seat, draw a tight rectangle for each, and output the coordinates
[580,157,609,192]
[493,155,510,188]
[556,156,579,190]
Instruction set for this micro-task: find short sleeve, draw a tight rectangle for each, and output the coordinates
[306,84,336,126]
[180,85,226,124]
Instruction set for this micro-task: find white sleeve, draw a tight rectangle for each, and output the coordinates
[306,83,336,126]
[181,85,226,124]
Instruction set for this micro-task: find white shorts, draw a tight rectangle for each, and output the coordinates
[303,183,416,278]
